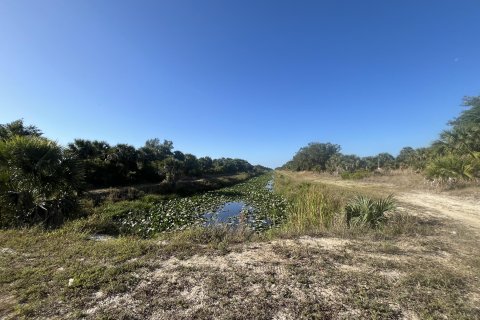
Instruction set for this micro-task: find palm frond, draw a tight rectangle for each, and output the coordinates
[345,194,396,228]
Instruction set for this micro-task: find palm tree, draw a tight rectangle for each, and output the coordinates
[0,136,84,226]
[0,119,42,141]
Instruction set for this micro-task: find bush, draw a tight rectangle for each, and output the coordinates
[282,186,342,232]
[105,187,145,202]
[0,136,83,227]
[345,195,396,228]
[426,154,479,182]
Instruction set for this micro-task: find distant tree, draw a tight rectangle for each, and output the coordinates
[138,138,173,162]
[289,142,341,171]
[253,165,271,173]
[162,157,183,186]
[326,154,362,174]
[435,96,480,157]
[198,156,213,173]
[66,139,111,161]
[426,96,480,180]
[173,151,185,162]
[66,139,112,187]
[107,144,139,183]
[374,153,395,170]
[449,96,480,128]
[360,156,377,171]
[135,138,174,183]
[183,154,200,176]
[396,147,416,169]
[234,158,254,173]
[438,126,480,159]
[0,119,42,141]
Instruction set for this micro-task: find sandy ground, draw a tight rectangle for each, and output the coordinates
[397,192,480,230]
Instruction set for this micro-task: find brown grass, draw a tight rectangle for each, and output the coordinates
[1,170,479,319]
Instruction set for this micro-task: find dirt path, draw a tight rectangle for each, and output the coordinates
[396,192,480,230]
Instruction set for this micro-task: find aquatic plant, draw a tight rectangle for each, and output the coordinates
[104,174,289,237]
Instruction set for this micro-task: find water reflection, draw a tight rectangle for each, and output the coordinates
[266,180,274,191]
[203,201,250,225]
[203,179,275,229]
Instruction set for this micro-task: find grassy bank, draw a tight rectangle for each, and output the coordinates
[1,171,479,319]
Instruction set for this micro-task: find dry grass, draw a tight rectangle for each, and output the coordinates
[1,170,479,319]
[2,220,479,319]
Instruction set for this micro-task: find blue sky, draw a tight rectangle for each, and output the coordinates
[1,0,479,168]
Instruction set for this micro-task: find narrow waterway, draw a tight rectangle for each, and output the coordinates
[202,178,275,227]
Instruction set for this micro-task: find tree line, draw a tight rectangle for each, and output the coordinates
[65,137,263,188]
[281,96,480,181]
[281,143,398,173]
[0,121,265,227]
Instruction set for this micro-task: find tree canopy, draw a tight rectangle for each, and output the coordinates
[281,95,480,182]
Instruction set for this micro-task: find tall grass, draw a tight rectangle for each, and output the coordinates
[273,173,346,235]
[273,171,420,239]
[280,185,342,233]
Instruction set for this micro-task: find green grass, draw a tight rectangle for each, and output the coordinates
[2,171,479,319]
[0,229,154,318]
[275,184,342,234]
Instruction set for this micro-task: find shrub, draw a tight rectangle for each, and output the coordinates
[105,187,145,202]
[0,136,83,227]
[345,195,396,228]
[426,154,479,182]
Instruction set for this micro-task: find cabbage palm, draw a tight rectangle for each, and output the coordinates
[345,195,396,228]
[0,119,42,141]
[440,127,480,159]
[426,154,479,181]
[0,136,84,226]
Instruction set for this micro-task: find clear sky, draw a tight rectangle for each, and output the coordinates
[1,1,479,168]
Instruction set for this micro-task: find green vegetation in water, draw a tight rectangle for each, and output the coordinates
[72,174,288,237]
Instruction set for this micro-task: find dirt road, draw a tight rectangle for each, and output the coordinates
[396,192,480,230]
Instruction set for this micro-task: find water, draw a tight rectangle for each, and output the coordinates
[203,201,251,225]
[266,179,274,191]
[203,179,275,228]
